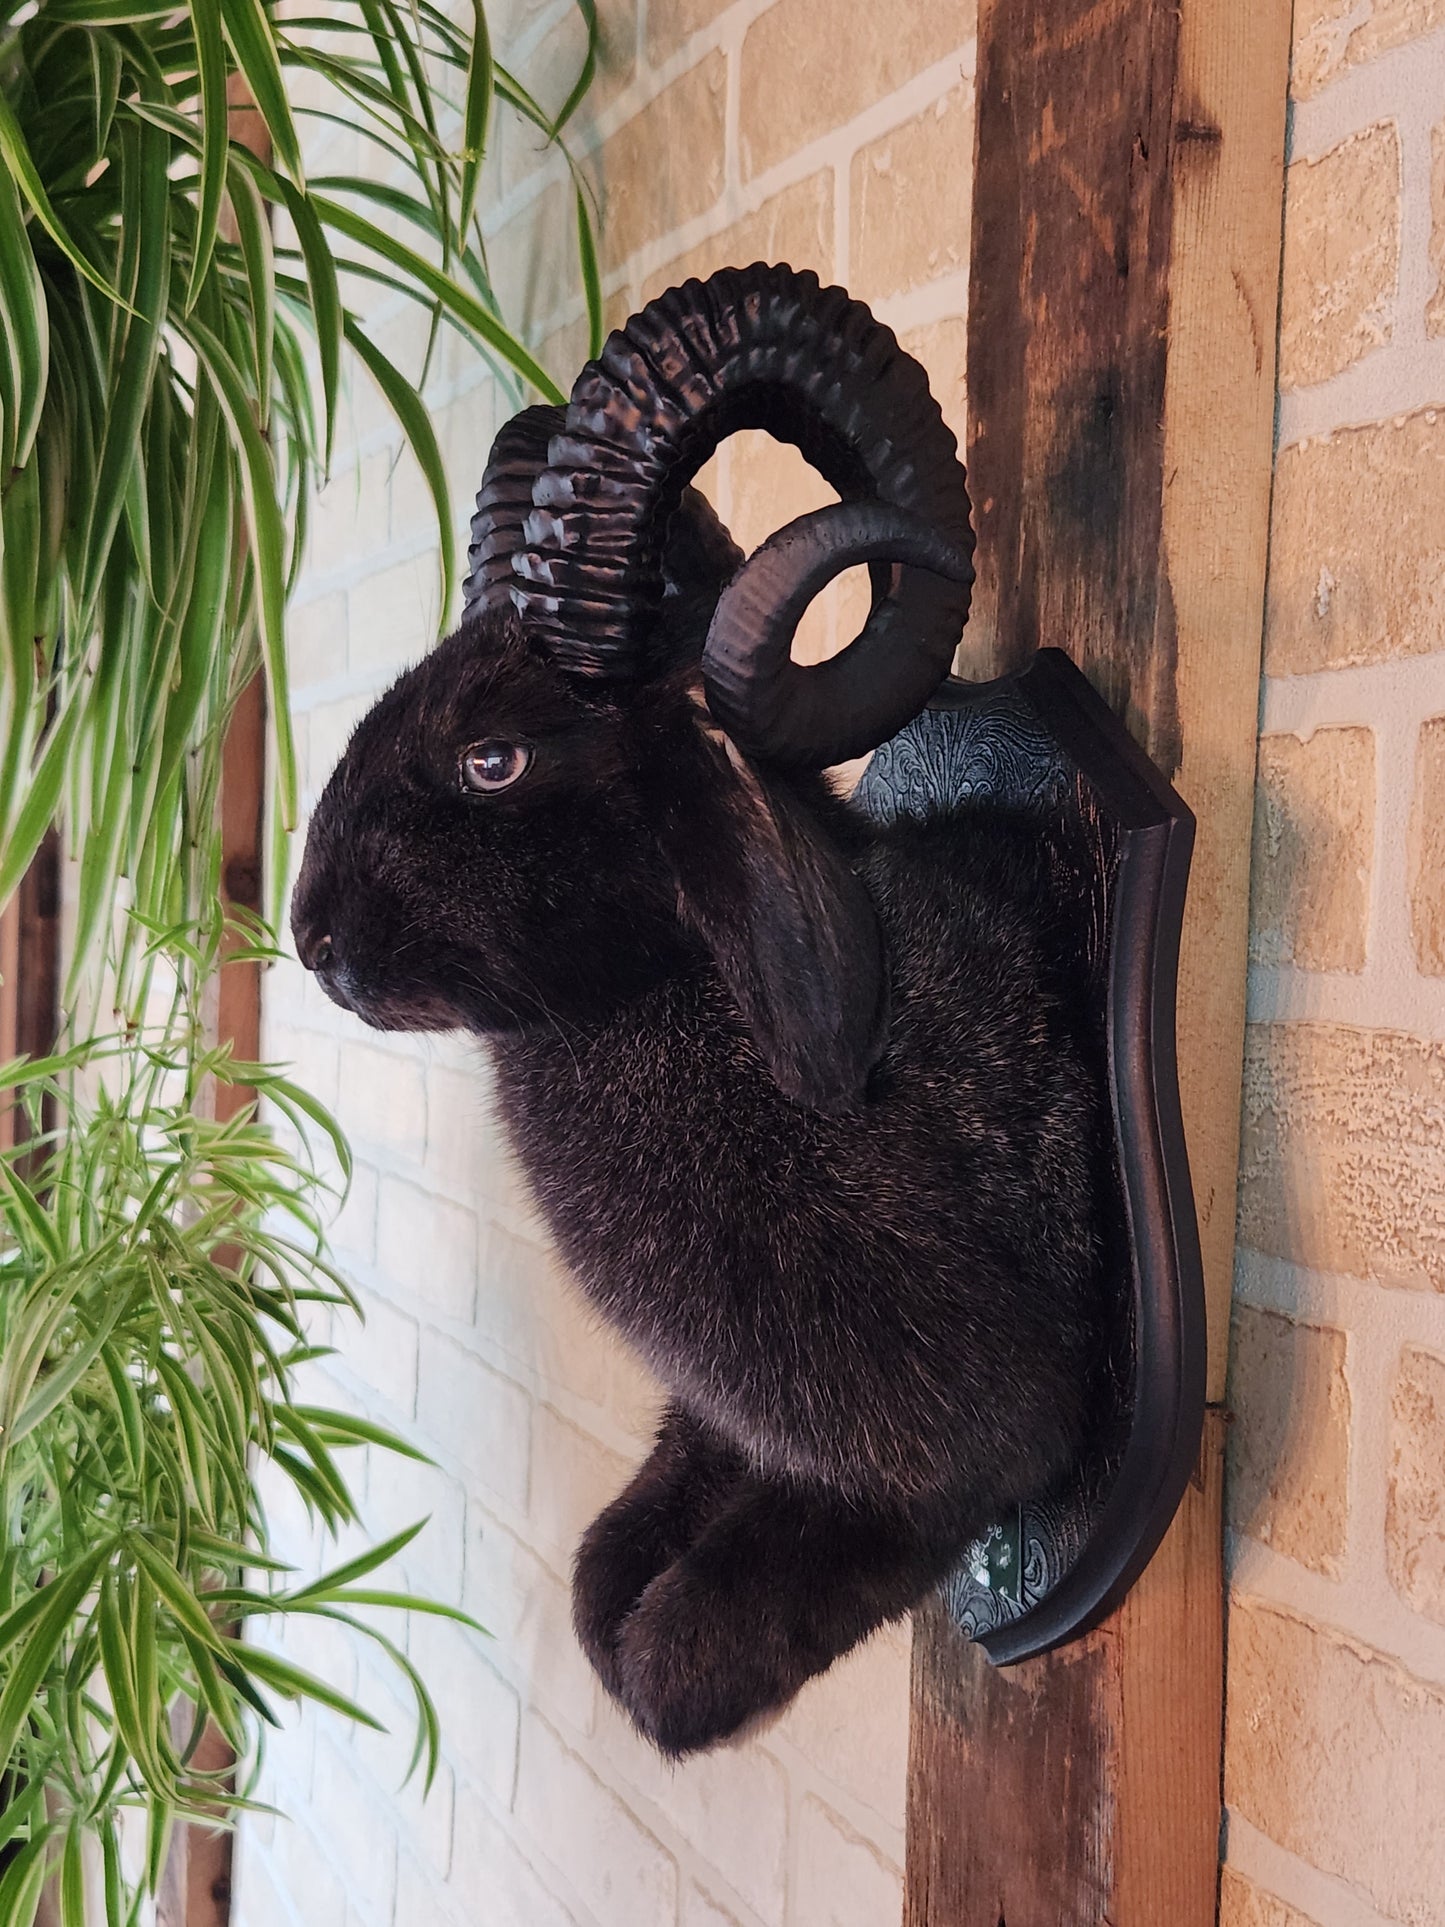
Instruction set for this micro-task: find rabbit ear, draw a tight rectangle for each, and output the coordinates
[651,733,888,1113]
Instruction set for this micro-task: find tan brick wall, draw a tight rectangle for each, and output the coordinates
[1224,9,1445,1922]
[234,5,976,1926]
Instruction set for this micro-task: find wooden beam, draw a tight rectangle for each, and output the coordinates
[906,1,1290,1919]
[159,75,273,1927]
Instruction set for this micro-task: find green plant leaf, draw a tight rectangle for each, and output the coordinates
[218,0,304,184]
[308,193,566,402]
[0,1549,110,1774]
[179,314,297,825]
[184,0,231,310]
[77,115,169,620]
[342,314,455,623]
[0,163,47,471]
[0,93,127,309]
[229,1643,385,1730]
[576,179,603,359]
[275,178,340,470]
[458,0,494,240]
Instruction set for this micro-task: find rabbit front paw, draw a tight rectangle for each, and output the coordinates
[611,1559,818,1757]
[572,1498,685,1701]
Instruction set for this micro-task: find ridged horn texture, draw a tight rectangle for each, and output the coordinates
[513,261,974,762]
[705,502,979,766]
[463,403,564,623]
[464,407,743,626]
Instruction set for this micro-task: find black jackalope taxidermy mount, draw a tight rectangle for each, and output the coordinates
[293,263,1203,1757]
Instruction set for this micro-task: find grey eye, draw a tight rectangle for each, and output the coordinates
[460,740,532,793]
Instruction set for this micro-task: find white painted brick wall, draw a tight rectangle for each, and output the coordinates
[235,2,979,1921]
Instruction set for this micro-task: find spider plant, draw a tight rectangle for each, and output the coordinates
[0,0,602,982]
[0,916,477,1926]
[0,2,601,1919]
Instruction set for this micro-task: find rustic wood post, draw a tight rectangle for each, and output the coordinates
[904,3,1291,1921]
[156,71,271,1927]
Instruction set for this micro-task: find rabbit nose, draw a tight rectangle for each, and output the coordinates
[298,928,334,973]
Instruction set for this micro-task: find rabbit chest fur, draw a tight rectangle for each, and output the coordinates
[492,809,1105,1515]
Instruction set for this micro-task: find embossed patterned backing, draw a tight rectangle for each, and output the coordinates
[854,652,1201,1660]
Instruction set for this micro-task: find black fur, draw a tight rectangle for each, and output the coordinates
[292,612,1106,1756]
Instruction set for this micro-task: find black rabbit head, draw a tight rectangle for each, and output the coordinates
[292,263,976,1111]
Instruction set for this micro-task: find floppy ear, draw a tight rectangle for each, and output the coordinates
[647,726,889,1113]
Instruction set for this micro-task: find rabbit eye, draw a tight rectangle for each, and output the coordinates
[460,741,532,794]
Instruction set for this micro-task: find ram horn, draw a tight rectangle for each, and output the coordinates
[514,261,974,760]
[703,501,978,767]
[463,406,742,625]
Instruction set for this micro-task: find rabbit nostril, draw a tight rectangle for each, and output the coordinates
[308,935,333,972]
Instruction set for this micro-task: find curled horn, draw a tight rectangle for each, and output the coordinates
[463,408,742,626]
[514,262,974,763]
[464,404,563,622]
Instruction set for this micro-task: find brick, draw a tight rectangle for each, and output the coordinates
[529,1406,635,1565]
[310,1741,398,1927]
[1432,119,1445,336]
[490,177,582,339]
[270,1821,347,1927]
[646,0,734,67]
[776,1622,911,1830]
[1410,716,1445,973]
[306,691,383,801]
[1290,0,1445,98]
[1224,1598,1445,1924]
[409,1614,522,1805]
[475,1218,612,1408]
[1248,727,1375,972]
[463,1512,599,1732]
[516,1713,678,1926]
[332,1159,379,1269]
[451,1783,577,1927]
[392,1752,455,1879]
[362,1438,467,1605]
[594,1698,788,1919]
[1279,122,1400,389]
[288,591,347,689]
[439,379,502,531]
[336,1041,428,1161]
[740,0,969,179]
[1388,1344,1445,1623]
[640,172,835,305]
[1226,1304,1351,1575]
[1237,1022,1445,1289]
[851,84,974,304]
[263,1018,340,1116]
[515,0,635,134]
[345,1282,419,1417]
[233,1849,299,1927]
[418,1331,532,1511]
[378,1175,479,1324]
[1264,408,1445,675]
[349,552,442,678]
[1218,1867,1322,1927]
[793,1795,903,1927]
[597,55,727,273]
[306,453,393,579]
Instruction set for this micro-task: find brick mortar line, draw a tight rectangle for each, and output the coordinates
[1276,333,1445,443]
[1245,958,1445,1039]
[1227,1534,1445,1694]
[1223,1809,1406,1927]
[1287,22,1445,164]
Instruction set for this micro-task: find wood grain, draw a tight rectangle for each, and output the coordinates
[906,0,1288,1917]
[906,1415,1226,1927]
